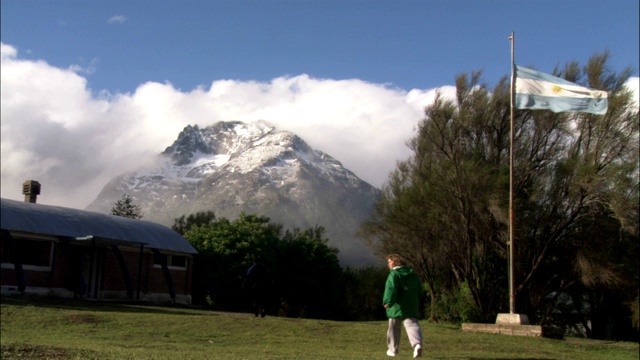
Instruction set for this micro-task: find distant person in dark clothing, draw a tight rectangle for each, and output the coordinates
[244,256,271,317]
[69,248,87,299]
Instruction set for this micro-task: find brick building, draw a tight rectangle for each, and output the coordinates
[1,197,197,304]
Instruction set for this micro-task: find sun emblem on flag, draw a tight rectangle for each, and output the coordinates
[552,85,563,94]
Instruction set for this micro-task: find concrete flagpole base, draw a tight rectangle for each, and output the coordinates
[462,313,564,338]
[495,313,529,325]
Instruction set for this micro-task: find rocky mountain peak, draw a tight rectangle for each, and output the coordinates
[87,121,380,265]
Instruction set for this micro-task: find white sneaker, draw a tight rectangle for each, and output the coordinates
[413,344,422,358]
[386,349,397,357]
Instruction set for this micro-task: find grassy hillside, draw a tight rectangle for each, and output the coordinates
[1,296,637,359]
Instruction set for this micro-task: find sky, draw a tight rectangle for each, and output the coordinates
[1,0,639,210]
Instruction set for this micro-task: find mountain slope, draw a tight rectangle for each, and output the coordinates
[86,121,380,265]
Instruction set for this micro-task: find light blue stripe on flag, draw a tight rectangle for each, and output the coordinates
[515,65,608,115]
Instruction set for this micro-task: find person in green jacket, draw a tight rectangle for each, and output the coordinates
[383,253,423,358]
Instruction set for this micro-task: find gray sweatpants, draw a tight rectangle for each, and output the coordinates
[387,317,422,354]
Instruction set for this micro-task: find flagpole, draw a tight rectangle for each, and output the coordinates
[508,32,516,315]
[487,32,529,327]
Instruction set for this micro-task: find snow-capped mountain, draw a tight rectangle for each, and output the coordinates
[86,121,380,265]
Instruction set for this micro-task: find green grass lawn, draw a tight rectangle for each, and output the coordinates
[1,296,637,359]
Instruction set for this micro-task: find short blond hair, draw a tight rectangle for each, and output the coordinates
[386,253,404,266]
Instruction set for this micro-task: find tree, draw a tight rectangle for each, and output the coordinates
[182,213,348,319]
[362,71,512,322]
[512,53,638,338]
[172,211,216,235]
[110,194,144,219]
[184,213,281,311]
[342,266,389,321]
[277,226,344,319]
[361,52,638,338]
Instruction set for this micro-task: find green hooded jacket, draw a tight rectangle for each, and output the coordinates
[382,266,422,319]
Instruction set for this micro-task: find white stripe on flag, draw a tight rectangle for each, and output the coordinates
[516,78,607,99]
[515,65,608,115]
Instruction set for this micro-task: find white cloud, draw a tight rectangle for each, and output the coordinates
[626,77,639,109]
[0,43,471,211]
[1,43,17,59]
[68,57,99,76]
[3,43,637,213]
[1,43,447,210]
[107,15,127,24]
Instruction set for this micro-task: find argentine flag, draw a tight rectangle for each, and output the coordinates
[515,65,608,115]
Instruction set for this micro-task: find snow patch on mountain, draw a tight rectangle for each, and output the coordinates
[87,120,380,265]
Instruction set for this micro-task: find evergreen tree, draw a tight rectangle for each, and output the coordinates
[360,52,638,338]
[110,194,144,219]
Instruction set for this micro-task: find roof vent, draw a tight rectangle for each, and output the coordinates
[22,180,41,203]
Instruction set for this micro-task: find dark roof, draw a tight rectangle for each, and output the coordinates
[0,198,197,254]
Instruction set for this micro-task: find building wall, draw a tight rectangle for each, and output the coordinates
[1,233,194,304]
[101,247,193,296]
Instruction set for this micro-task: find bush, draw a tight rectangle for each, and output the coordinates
[429,282,483,324]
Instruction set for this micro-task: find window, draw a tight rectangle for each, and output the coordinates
[170,255,186,268]
[1,237,54,271]
[153,253,187,270]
